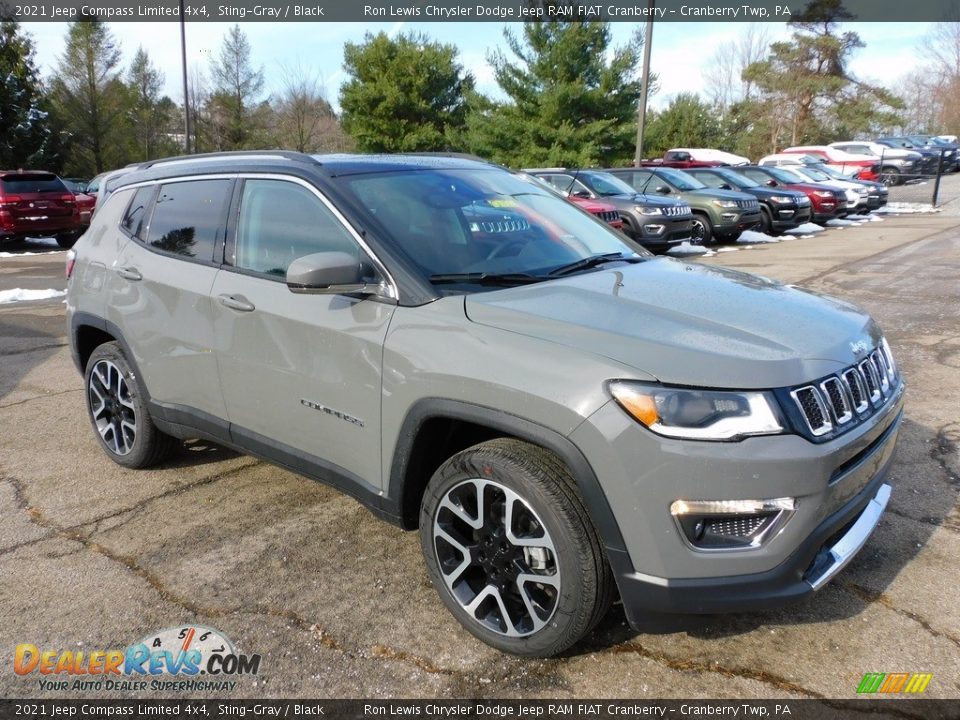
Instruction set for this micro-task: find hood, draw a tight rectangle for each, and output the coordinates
[568,196,616,213]
[464,259,879,389]
[743,186,805,201]
[686,188,756,202]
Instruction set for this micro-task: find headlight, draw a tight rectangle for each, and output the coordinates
[637,206,663,216]
[814,190,833,198]
[856,187,869,196]
[712,199,738,209]
[608,382,784,441]
[769,196,794,203]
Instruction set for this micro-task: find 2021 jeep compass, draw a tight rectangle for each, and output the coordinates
[66,152,903,657]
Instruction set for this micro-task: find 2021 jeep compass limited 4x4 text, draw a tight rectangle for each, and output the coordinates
[66,152,904,657]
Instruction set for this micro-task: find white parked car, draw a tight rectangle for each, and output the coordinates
[829,141,923,185]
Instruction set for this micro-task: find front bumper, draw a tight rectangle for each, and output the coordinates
[769,203,812,231]
[633,217,693,250]
[569,378,904,624]
[714,209,762,236]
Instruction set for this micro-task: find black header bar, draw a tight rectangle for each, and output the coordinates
[2,0,958,22]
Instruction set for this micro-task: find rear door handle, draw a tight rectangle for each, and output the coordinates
[115,266,142,281]
[218,294,256,312]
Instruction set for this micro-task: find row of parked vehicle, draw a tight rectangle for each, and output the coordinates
[522,157,888,250]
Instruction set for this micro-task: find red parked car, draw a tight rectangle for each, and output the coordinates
[517,171,624,230]
[61,178,97,228]
[0,171,85,248]
[779,146,880,182]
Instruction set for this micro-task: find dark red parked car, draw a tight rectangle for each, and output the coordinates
[0,171,85,248]
[737,166,845,225]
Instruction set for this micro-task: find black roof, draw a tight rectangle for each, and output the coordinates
[109,150,499,191]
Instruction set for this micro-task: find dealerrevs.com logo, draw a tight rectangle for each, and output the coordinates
[14,626,261,692]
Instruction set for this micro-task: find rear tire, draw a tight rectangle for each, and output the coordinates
[880,167,901,186]
[419,438,613,657]
[759,206,774,234]
[84,342,179,468]
[56,232,80,249]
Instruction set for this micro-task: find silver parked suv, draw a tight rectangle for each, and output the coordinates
[66,152,904,657]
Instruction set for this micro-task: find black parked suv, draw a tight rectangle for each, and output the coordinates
[875,138,950,175]
[685,167,812,235]
[526,169,695,252]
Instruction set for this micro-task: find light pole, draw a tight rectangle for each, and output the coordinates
[180,0,191,154]
[634,0,655,167]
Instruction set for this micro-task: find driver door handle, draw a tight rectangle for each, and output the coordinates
[115,266,142,281]
[218,294,256,312]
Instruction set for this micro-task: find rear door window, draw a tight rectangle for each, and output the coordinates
[145,179,232,262]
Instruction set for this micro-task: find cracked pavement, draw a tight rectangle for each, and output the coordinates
[0,217,958,701]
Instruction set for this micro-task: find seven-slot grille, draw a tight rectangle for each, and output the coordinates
[471,218,531,234]
[663,205,691,217]
[789,340,899,438]
[736,199,760,210]
[593,210,620,223]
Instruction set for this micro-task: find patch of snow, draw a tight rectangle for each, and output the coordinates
[737,230,781,244]
[874,203,940,215]
[827,218,857,227]
[793,223,825,234]
[778,234,798,240]
[0,288,67,304]
[716,247,739,253]
[867,214,884,222]
[19,236,60,247]
[0,251,63,258]
[667,242,713,257]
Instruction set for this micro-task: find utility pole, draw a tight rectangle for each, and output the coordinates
[180,0,191,154]
[634,0,655,167]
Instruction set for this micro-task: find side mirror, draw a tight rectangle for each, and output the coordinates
[719,183,733,190]
[571,189,591,199]
[655,185,671,195]
[286,252,380,296]
[766,179,778,187]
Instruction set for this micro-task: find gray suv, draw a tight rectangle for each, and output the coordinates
[66,152,904,657]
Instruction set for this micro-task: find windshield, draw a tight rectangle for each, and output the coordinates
[582,172,639,197]
[793,166,831,182]
[341,169,646,289]
[817,165,858,181]
[654,168,706,191]
[715,169,758,188]
[764,167,806,185]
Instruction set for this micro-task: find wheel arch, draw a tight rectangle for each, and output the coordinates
[388,398,630,569]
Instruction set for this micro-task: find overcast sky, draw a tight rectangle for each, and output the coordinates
[19,21,933,112]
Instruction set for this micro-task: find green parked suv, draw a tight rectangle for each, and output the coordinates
[67,152,903,657]
[606,166,763,243]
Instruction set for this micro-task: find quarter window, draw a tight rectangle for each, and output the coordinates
[233,179,358,277]
[146,179,232,261]
[120,186,154,241]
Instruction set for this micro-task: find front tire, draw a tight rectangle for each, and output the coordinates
[84,342,178,468]
[419,438,613,657]
[690,214,713,245]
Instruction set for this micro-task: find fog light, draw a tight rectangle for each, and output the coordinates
[670,498,794,550]
[643,224,665,235]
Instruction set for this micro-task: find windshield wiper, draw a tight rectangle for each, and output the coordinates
[429,272,545,286]
[548,253,644,277]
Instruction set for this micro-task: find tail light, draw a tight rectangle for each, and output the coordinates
[60,194,76,206]
[65,249,77,280]
[0,194,22,208]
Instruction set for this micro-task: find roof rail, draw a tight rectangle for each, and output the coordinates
[134,150,320,170]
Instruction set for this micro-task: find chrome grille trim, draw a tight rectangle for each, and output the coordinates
[790,341,900,439]
[790,386,833,436]
[821,377,853,424]
[841,368,869,414]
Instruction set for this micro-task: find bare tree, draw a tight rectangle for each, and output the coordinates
[274,61,335,152]
[703,24,772,111]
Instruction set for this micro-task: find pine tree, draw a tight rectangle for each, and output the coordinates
[467,20,648,167]
[0,21,64,170]
[128,47,176,161]
[50,18,127,175]
[209,25,266,150]
[339,32,474,152]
